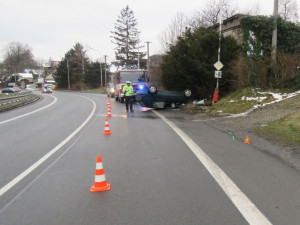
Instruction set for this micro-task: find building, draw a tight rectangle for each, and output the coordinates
[211,14,243,44]
[17,73,33,83]
[44,74,55,85]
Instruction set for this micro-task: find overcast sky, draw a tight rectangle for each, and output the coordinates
[0,0,299,63]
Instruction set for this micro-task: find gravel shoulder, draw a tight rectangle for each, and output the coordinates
[159,94,300,171]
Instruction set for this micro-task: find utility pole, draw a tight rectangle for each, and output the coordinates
[100,58,103,88]
[145,41,151,81]
[217,1,222,90]
[137,40,140,69]
[271,0,279,64]
[104,55,107,86]
[89,46,103,88]
[66,58,70,90]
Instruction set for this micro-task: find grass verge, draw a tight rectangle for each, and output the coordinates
[253,112,300,146]
[209,87,276,115]
[182,87,277,115]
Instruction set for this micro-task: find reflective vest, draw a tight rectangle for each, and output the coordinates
[122,85,134,96]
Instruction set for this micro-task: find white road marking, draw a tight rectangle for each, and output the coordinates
[152,110,272,225]
[0,95,96,197]
[0,95,57,125]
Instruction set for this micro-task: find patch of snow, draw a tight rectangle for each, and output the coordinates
[230,90,300,118]
[244,96,267,102]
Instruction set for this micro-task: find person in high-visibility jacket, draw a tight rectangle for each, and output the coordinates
[122,81,134,112]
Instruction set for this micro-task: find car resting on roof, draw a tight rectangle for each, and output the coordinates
[135,85,192,109]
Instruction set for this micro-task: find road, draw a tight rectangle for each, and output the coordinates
[0,91,299,225]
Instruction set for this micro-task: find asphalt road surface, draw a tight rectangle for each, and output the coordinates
[0,91,299,225]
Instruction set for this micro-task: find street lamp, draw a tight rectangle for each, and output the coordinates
[212,0,223,104]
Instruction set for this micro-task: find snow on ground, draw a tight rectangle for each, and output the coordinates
[230,90,300,117]
[241,96,267,102]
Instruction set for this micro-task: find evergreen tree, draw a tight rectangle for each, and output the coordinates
[111,5,145,67]
[161,27,240,98]
[55,43,88,89]
[84,62,106,88]
[55,59,68,88]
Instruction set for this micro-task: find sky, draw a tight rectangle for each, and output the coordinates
[0,0,299,64]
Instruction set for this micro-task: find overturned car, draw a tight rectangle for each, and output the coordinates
[135,85,192,109]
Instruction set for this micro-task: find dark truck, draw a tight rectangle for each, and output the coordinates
[135,85,192,109]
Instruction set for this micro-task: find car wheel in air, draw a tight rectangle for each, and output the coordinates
[183,89,192,98]
[148,85,158,95]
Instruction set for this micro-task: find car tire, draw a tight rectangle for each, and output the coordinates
[120,97,125,103]
[183,89,192,98]
[148,85,158,95]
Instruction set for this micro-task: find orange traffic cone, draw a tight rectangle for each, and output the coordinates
[108,104,111,110]
[107,108,112,117]
[244,136,250,144]
[102,118,112,135]
[212,88,219,103]
[90,155,111,192]
[106,100,110,106]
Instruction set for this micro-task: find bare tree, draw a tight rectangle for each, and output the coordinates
[188,0,238,30]
[159,12,188,52]
[279,0,299,22]
[3,42,36,73]
[240,3,261,15]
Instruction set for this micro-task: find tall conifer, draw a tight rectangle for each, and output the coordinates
[111,5,144,67]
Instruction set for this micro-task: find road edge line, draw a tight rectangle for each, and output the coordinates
[0,95,96,198]
[152,110,272,225]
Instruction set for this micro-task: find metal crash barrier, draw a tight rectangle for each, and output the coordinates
[0,91,39,112]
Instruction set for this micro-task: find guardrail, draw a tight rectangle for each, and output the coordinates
[0,90,32,99]
[0,91,40,112]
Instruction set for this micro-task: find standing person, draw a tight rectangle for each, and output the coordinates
[122,81,134,112]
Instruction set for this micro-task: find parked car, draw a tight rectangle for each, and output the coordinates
[135,85,192,109]
[41,86,52,93]
[2,88,15,93]
[106,83,115,98]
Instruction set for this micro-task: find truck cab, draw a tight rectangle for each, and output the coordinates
[112,68,148,103]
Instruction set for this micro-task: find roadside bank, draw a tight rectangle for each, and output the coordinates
[159,93,300,171]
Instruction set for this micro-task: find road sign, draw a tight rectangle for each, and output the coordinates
[215,70,222,78]
[214,61,224,71]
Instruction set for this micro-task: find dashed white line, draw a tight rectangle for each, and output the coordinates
[152,110,272,225]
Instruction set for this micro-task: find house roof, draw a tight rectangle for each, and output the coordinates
[18,73,33,79]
